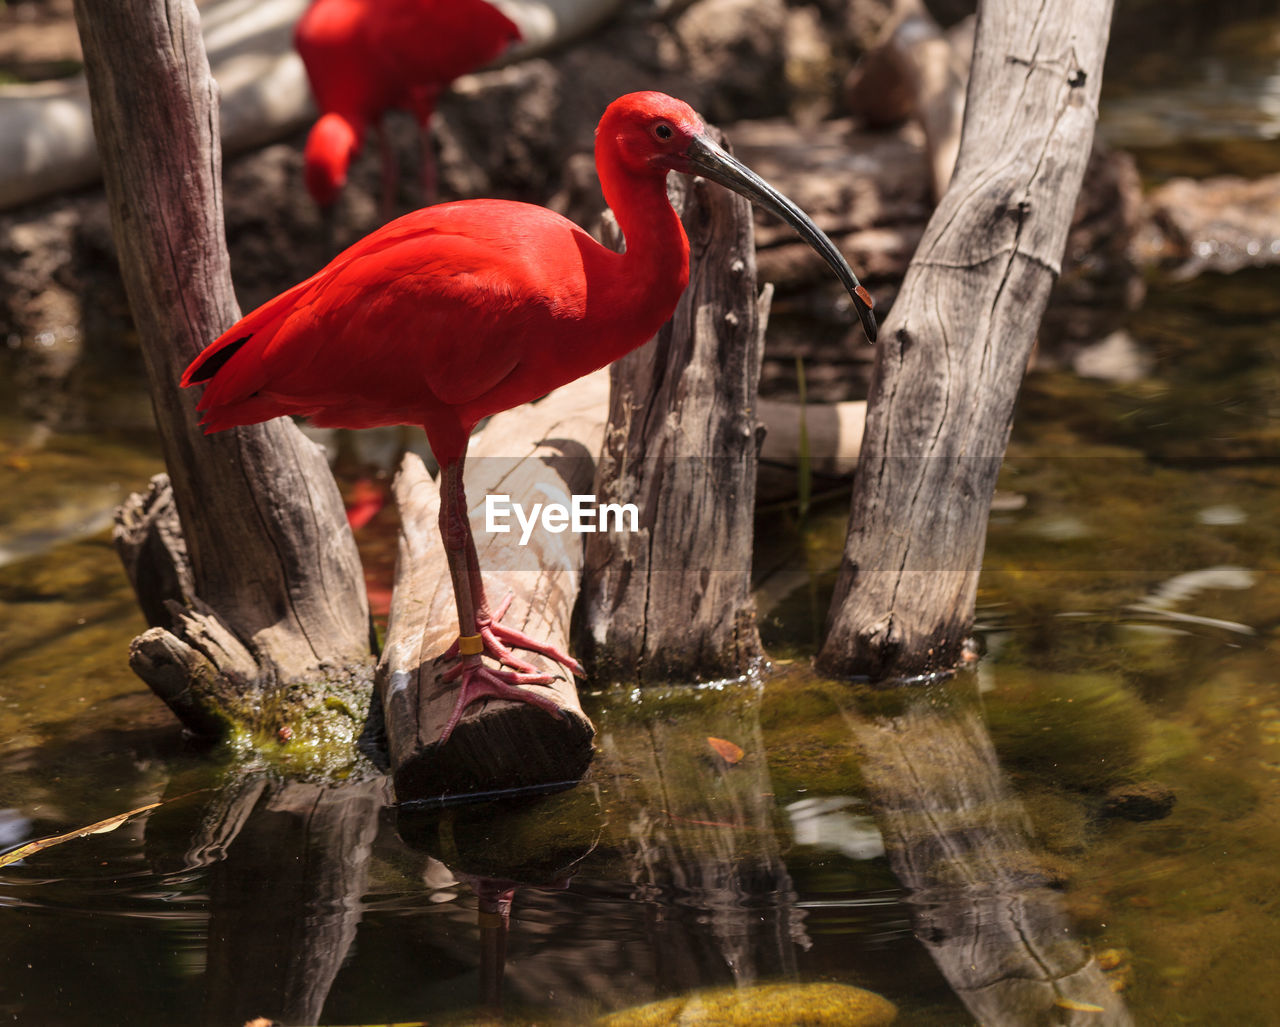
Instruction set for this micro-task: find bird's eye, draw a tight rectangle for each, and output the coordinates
[653,122,674,141]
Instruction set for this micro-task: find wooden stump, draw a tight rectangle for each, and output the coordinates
[819,0,1114,680]
[580,158,770,683]
[377,373,606,802]
[76,0,375,743]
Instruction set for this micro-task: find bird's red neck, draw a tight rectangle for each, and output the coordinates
[304,113,364,208]
[593,137,691,337]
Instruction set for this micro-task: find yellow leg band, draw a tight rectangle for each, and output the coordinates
[458,634,484,656]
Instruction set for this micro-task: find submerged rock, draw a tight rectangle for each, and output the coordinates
[1100,782,1177,822]
[595,982,897,1026]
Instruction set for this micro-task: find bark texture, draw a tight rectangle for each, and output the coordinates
[818,0,1114,680]
[377,373,604,801]
[76,0,374,739]
[580,165,769,683]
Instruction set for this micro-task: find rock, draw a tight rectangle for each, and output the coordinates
[594,981,898,1026]
[1099,782,1176,822]
[1135,173,1280,279]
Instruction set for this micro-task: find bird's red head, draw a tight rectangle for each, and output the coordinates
[596,91,709,177]
[595,90,879,344]
[304,112,362,208]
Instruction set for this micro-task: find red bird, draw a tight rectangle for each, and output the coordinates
[182,92,877,743]
[294,0,521,210]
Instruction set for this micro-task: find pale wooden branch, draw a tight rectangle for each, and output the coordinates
[819,0,1114,680]
[845,0,971,204]
[376,373,606,800]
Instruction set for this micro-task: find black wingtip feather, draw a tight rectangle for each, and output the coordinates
[187,335,251,384]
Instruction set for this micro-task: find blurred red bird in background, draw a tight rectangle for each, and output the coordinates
[294,0,521,211]
[182,92,877,744]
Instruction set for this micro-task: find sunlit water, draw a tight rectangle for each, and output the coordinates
[5,14,1280,1026]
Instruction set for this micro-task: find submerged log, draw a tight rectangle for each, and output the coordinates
[580,160,769,683]
[377,373,605,802]
[818,0,1114,680]
[77,0,374,743]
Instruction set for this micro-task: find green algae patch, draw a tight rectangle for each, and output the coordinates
[982,668,1150,793]
[595,982,897,1026]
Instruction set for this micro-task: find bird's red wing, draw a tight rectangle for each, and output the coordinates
[185,202,593,435]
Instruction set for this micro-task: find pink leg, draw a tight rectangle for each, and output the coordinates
[435,457,583,744]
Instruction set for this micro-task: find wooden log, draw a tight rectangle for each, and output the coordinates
[818,0,1114,680]
[847,684,1131,1024]
[756,397,866,503]
[377,373,606,802]
[75,0,374,740]
[580,158,769,684]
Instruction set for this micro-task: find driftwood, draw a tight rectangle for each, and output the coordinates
[377,373,605,801]
[76,0,374,742]
[818,0,1114,680]
[846,685,1131,1024]
[756,397,866,503]
[580,165,769,683]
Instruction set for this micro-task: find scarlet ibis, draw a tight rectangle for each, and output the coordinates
[183,91,877,743]
[294,0,521,210]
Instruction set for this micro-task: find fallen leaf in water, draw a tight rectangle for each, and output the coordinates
[0,793,204,869]
[707,737,744,764]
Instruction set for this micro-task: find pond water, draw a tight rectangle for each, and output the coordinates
[4,13,1280,1027]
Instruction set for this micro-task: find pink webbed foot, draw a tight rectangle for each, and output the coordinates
[436,594,585,743]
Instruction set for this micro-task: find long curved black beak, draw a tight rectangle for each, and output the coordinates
[685,133,877,345]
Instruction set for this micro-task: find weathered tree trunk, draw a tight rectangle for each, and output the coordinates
[847,684,1132,1024]
[75,0,374,742]
[377,373,604,801]
[580,165,770,683]
[818,0,1113,680]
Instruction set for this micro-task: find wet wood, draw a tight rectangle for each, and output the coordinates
[818,0,1115,680]
[377,373,604,801]
[77,0,375,739]
[847,685,1132,1024]
[580,159,768,683]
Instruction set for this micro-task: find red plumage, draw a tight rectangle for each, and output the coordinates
[294,0,521,207]
[184,91,875,744]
